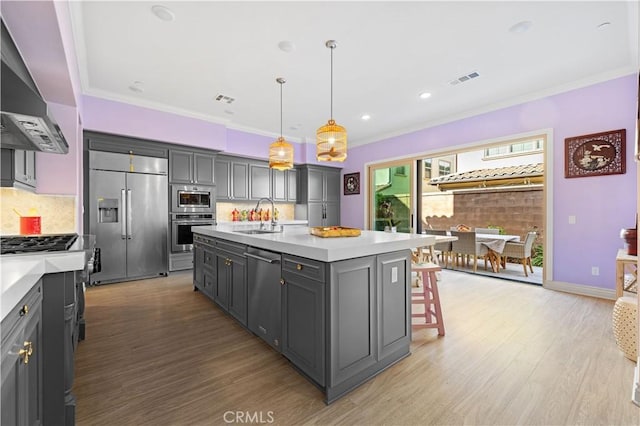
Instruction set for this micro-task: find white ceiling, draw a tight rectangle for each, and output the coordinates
[68,1,639,147]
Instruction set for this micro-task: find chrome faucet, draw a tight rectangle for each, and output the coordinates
[254,197,278,230]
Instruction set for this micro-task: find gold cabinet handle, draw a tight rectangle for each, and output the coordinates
[19,341,33,364]
[296,264,303,271]
[19,305,29,316]
[280,278,285,285]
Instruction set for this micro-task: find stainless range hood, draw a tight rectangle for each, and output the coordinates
[0,19,68,154]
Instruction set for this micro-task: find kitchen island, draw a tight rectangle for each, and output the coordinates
[192,224,435,404]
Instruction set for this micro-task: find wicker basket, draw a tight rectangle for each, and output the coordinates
[612,296,638,361]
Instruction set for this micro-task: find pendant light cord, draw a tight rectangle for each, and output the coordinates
[330,45,334,121]
[280,82,283,138]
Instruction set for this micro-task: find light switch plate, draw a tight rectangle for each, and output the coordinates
[568,215,576,224]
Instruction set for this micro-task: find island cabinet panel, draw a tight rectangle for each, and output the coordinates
[376,251,411,360]
[328,257,377,388]
[215,240,248,326]
[1,280,43,426]
[281,255,326,386]
[193,234,216,299]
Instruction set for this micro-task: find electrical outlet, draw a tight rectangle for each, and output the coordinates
[569,215,576,224]
[591,266,599,276]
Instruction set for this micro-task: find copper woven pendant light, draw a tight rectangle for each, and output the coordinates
[317,40,347,162]
[269,77,293,170]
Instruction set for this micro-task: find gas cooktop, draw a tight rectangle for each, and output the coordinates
[0,233,79,255]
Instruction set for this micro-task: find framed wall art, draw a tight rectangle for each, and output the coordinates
[564,129,626,178]
[343,172,360,195]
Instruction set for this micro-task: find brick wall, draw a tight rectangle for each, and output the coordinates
[423,187,544,243]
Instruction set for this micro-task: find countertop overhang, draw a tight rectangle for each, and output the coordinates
[192,225,436,262]
[0,236,92,321]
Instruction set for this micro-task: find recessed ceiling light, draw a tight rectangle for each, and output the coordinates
[278,40,295,53]
[361,114,371,121]
[419,92,432,100]
[151,5,175,22]
[508,20,532,34]
[597,22,611,29]
[289,124,300,130]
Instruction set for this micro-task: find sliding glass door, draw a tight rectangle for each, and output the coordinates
[368,161,415,233]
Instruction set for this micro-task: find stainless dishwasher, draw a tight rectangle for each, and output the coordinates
[245,247,282,352]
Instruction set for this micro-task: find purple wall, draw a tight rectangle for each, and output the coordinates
[341,74,638,289]
[82,96,228,150]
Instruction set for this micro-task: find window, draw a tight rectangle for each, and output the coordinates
[484,138,543,159]
[394,166,407,176]
[423,159,432,179]
[438,160,451,176]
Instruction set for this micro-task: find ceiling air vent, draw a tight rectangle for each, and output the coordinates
[215,94,236,104]
[449,71,480,86]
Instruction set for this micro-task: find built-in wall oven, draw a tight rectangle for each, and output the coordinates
[171,213,215,252]
[171,184,214,213]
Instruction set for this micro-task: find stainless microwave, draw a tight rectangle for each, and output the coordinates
[171,184,215,213]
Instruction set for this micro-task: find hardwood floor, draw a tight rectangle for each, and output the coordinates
[74,270,640,425]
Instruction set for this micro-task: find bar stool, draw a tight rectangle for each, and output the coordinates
[411,262,445,336]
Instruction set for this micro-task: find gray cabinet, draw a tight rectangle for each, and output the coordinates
[215,240,248,325]
[298,165,341,226]
[215,157,249,200]
[169,150,215,185]
[193,234,216,298]
[1,280,43,426]
[272,168,297,202]
[1,148,37,190]
[281,255,326,386]
[249,162,271,200]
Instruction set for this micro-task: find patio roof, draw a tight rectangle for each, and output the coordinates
[429,163,544,190]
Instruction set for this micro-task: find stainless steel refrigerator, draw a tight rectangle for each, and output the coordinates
[89,151,168,284]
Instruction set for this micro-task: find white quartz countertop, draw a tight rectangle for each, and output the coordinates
[192,224,436,262]
[0,243,88,322]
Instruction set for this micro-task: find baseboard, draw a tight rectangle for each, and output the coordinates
[544,280,617,300]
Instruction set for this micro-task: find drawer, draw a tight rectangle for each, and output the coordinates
[282,255,325,282]
[194,234,215,248]
[1,280,42,343]
[203,249,216,269]
[216,239,247,256]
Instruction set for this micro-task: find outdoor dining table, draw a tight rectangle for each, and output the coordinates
[476,233,520,273]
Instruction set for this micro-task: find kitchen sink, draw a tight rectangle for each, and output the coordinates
[236,229,281,235]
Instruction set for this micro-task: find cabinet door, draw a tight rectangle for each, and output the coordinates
[193,153,215,185]
[169,150,194,184]
[324,169,341,202]
[193,242,204,290]
[281,270,325,386]
[22,301,42,426]
[324,202,340,227]
[214,253,230,309]
[227,253,247,326]
[231,162,249,200]
[307,168,324,202]
[271,169,287,202]
[307,203,324,227]
[376,251,411,360]
[215,159,230,200]
[249,163,271,200]
[328,256,376,387]
[287,169,297,202]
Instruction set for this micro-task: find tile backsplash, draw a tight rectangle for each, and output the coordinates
[217,202,295,222]
[1,188,76,235]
